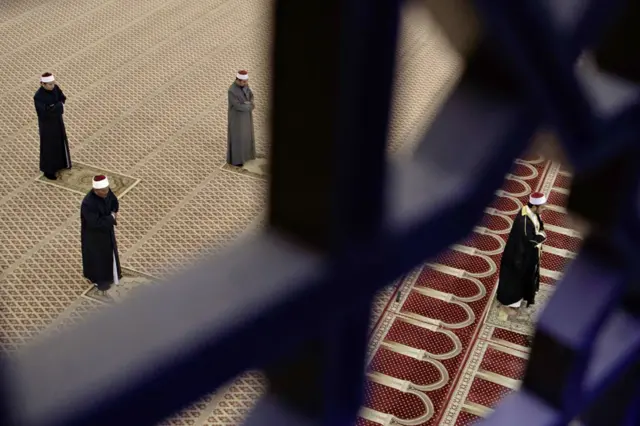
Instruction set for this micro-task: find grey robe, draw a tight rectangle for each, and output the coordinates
[227,83,256,166]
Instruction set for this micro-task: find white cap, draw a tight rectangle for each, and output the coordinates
[40,74,55,83]
[236,70,249,80]
[529,192,547,206]
[93,175,109,189]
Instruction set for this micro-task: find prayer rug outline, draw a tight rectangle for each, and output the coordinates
[35,161,141,198]
[81,267,158,305]
[484,282,554,335]
[220,157,268,180]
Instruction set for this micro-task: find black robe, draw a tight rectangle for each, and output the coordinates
[34,85,71,175]
[496,207,546,306]
[81,190,122,291]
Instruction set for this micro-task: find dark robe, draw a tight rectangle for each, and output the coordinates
[81,189,122,291]
[227,82,255,166]
[496,206,546,306]
[34,85,71,176]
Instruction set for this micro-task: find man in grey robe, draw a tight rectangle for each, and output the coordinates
[227,69,256,167]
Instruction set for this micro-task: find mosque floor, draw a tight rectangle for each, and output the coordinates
[0,1,578,425]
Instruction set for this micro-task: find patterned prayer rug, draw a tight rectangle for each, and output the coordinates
[36,162,140,197]
[221,157,268,180]
[82,267,156,304]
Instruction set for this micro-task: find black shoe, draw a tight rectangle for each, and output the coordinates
[44,173,57,180]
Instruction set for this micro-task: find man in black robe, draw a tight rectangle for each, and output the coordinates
[34,72,71,180]
[227,69,256,167]
[496,191,547,317]
[81,175,122,295]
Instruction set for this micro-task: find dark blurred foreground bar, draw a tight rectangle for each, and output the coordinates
[266,0,401,420]
[2,233,326,426]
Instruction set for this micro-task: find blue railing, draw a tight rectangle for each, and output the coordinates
[2,0,640,425]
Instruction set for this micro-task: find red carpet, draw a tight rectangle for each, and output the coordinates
[358,157,579,425]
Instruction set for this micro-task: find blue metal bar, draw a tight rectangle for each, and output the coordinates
[567,151,640,244]
[523,244,628,419]
[579,315,640,425]
[476,390,560,426]
[269,0,399,251]
[584,311,640,395]
[268,0,343,250]
[473,0,599,169]
[2,234,326,426]
[243,396,320,426]
[536,0,622,59]
[266,0,400,422]
[594,0,640,84]
[320,294,373,423]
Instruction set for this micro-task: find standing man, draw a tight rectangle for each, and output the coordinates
[496,191,547,317]
[227,69,255,167]
[34,72,71,180]
[81,175,122,295]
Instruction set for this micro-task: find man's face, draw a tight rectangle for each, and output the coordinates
[41,82,55,91]
[94,188,109,198]
[236,78,248,87]
[532,205,545,214]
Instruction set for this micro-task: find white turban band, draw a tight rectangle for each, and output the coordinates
[529,193,547,205]
[93,178,109,189]
[41,75,55,83]
[236,73,248,80]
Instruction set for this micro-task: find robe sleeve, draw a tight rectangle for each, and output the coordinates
[523,216,546,244]
[57,86,67,103]
[52,87,65,114]
[34,95,63,118]
[111,193,120,213]
[82,200,115,230]
[34,97,48,119]
[228,90,252,112]
[249,89,255,110]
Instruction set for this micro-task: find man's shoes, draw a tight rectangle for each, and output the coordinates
[505,307,519,318]
[44,173,57,180]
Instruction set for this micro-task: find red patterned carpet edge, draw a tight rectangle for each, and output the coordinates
[358,155,552,426]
